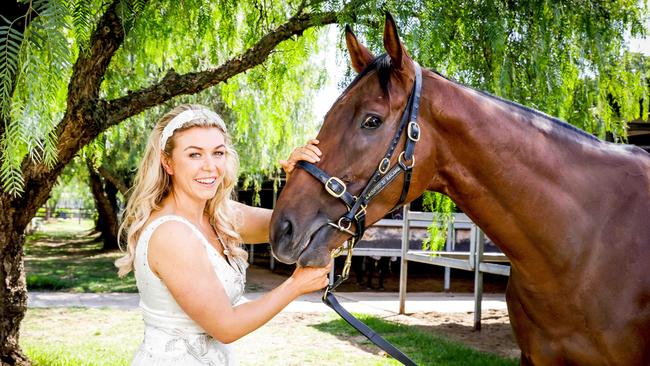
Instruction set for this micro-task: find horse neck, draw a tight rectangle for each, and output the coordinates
[419,72,612,277]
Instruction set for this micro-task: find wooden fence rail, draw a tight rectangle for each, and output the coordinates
[398,205,510,330]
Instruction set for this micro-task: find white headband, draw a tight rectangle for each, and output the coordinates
[159,108,226,150]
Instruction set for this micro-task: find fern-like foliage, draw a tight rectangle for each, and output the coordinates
[72,0,92,52]
[0,14,25,119]
[0,0,72,195]
[421,192,456,252]
[1,0,647,200]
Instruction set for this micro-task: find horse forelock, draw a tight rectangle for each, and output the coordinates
[341,54,392,97]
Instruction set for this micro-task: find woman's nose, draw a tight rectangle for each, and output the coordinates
[202,156,217,170]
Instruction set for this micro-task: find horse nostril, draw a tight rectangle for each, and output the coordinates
[280,218,293,239]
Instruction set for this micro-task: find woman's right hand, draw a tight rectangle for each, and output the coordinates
[279,139,321,182]
[289,260,332,295]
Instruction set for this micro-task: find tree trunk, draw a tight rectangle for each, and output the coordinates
[87,162,119,251]
[0,168,61,365]
[97,165,131,198]
[0,224,29,366]
[0,3,41,364]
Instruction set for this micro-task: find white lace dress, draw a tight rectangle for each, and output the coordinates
[131,215,247,366]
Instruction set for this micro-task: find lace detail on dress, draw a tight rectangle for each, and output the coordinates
[159,327,221,365]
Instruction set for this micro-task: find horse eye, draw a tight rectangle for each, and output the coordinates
[361,115,383,129]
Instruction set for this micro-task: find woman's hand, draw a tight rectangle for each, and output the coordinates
[289,260,332,295]
[279,139,322,182]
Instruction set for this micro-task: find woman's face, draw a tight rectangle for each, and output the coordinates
[164,126,228,202]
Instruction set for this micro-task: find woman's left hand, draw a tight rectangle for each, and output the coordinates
[279,139,322,181]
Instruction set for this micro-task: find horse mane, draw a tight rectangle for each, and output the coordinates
[430,70,601,143]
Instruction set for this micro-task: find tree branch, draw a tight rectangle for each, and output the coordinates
[66,0,127,105]
[104,9,340,127]
[97,165,130,197]
[9,3,343,224]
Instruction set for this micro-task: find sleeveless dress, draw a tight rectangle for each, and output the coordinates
[131,215,248,366]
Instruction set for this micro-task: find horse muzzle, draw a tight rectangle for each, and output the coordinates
[270,212,334,267]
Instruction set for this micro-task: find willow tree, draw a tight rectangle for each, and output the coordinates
[0,0,647,364]
[0,0,356,363]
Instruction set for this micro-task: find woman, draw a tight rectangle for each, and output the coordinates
[115,104,330,365]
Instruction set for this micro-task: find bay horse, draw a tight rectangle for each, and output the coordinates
[270,13,650,365]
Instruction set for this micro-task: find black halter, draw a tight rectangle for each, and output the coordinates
[297,62,422,258]
[296,62,422,366]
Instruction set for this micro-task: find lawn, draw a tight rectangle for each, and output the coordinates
[21,308,517,366]
[24,219,137,293]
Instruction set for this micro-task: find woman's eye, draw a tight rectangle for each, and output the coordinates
[189,152,200,158]
[214,151,225,157]
[361,115,383,129]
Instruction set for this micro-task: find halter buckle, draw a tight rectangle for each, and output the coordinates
[325,177,347,198]
[378,158,391,174]
[408,122,420,141]
[354,204,367,220]
[398,151,415,169]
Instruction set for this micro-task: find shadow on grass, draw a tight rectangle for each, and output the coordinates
[25,225,136,293]
[26,231,103,257]
[312,314,518,366]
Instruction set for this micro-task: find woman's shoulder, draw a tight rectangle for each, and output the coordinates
[144,215,203,248]
[144,216,222,290]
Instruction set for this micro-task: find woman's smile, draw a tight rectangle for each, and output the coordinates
[194,176,218,187]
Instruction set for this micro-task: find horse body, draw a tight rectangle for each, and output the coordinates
[422,72,650,364]
[270,14,650,364]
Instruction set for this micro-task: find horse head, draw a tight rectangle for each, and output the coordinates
[270,13,434,267]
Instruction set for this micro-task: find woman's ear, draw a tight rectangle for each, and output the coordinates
[161,154,174,176]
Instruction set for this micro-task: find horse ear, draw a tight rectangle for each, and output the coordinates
[345,25,374,73]
[383,12,404,70]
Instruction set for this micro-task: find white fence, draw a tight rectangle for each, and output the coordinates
[397,205,510,330]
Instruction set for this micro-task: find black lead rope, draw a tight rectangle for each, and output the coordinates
[322,292,419,366]
[320,236,418,366]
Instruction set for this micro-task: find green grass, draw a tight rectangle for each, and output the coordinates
[314,314,518,366]
[21,308,518,366]
[25,219,137,293]
[22,308,141,366]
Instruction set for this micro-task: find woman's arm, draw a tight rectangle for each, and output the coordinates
[232,201,272,244]
[149,221,330,344]
[236,139,322,244]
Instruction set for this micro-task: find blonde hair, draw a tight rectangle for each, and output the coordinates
[115,104,246,277]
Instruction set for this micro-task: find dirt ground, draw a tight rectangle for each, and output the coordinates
[246,263,519,360]
[390,309,518,359]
